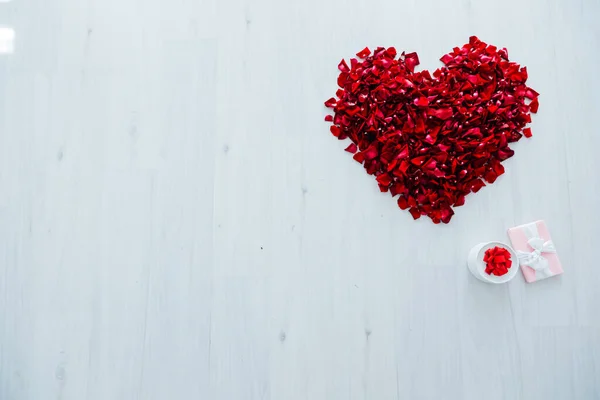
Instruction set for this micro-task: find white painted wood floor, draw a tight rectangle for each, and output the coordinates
[1,0,599,399]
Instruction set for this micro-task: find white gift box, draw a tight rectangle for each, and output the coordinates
[507,220,563,283]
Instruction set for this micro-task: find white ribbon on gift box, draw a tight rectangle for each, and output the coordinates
[516,222,556,280]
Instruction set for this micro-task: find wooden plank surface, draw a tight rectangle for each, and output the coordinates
[0,0,598,398]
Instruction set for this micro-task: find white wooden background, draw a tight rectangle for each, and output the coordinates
[0,0,599,399]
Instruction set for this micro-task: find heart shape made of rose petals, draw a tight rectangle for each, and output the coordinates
[324,36,539,224]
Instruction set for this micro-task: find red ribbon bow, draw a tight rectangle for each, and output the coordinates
[484,246,512,276]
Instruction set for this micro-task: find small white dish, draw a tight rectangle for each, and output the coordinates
[467,241,519,284]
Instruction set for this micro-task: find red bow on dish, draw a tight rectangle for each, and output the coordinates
[484,246,512,276]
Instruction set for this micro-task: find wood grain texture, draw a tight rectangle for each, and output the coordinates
[0,0,599,399]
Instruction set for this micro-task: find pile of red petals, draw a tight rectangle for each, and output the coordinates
[483,246,513,276]
[324,36,539,223]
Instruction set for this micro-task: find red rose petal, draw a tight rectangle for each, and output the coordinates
[427,108,453,120]
[470,179,486,193]
[390,182,404,197]
[376,173,392,186]
[440,54,453,64]
[404,52,420,72]
[356,47,371,58]
[408,207,421,220]
[338,59,350,73]
[454,195,465,207]
[525,88,539,99]
[397,196,409,210]
[415,96,429,107]
[324,97,337,108]
[345,143,357,153]
[363,144,379,160]
[353,152,365,163]
[530,98,539,113]
[523,127,532,138]
[411,156,428,166]
[440,208,454,224]
[484,169,498,183]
